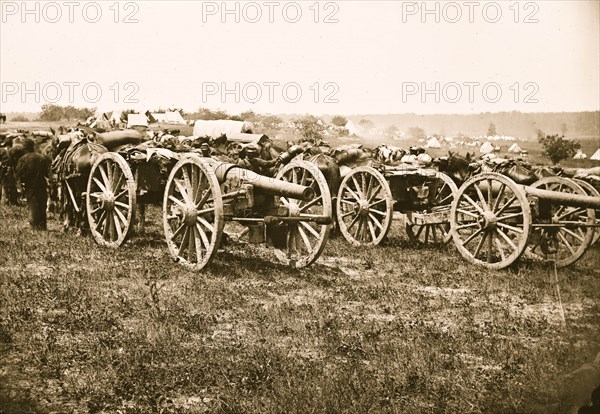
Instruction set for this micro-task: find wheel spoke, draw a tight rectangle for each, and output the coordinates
[113,214,123,240]
[341,210,356,219]
[197,216,215,233]
[457,208,480,219]
[170,222,186,240]
[93,177,107,193]
[473,231,488,258]
[496,212,523,222]
[299,196,322,213]
[368,185,382,203]
[95,210,107,231]
[557,231,576,255]
[351,176,364,199]
[474,183,489,211]
[497,222,524,234]
[195,223,210,250]
[495,228,517,250]
[461,228,483,247]
[114,201,130,210]
[174,178,191,203]
[169,195,187,209]
[188,223,196,262]
[113,206,127,227]
[495,195,517,216]
[561,227,585,242]
[297,226,313,252]
[456,222,479,230]
[340,198,357,206]
[463,194,485,215]
[193,226,205,261]
[491,183,506,213]
[367,219,377,242]
[494,237,506,262]
[98,165,111,191]
[368,213,383,230]
[299,221,320,239]
[178,227,190,258]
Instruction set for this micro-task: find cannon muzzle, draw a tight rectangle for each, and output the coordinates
[212,162,315,201]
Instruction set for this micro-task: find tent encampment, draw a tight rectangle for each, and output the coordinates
[590,149,600,161]
[480,141,494,154]
[426,137,441,149]
[508,143,522,153]
[345,121,360,136]
[165,111,186,124]
[127,113,148,128]
[193,120,254,138]
[573,149,587,159]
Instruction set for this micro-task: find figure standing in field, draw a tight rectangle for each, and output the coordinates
[15,151,51,230]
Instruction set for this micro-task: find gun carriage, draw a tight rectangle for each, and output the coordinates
[450,173,600,269]
[85,150,332,270]
[335,165,458,246]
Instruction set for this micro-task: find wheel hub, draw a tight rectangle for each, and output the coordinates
[182,203,198,226]
[101,192,115,211]
[355,200,370,217]
[479,211,497,230]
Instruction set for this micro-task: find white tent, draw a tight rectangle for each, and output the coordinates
[193,120,254,138]
[345,120,360,136]
[426,137,441,149]
[165,111,186,124]
[573,149,587,159]
[508,143,522,153]
[480,141,495,154]
[590,149,600,161]
[149,113,167,123]
[127,113,148,128]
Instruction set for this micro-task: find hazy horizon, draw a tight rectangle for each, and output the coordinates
[2,1,599,115]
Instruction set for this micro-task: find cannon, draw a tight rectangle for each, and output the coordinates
[335,165,457,246]
[163,155,332,269]
[450,173,600,269]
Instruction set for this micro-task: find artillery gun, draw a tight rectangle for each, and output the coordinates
[85,149,332,269]
[450,173,600,269]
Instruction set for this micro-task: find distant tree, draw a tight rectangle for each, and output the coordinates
[407,127,427,140]
[239,110,258,122]
[487,122,497,136]
[11,115,29,122]
[262,114,283,129]
[294,115,324,142]
[539,134,580,164]
[560,123,568,136]
[385,125,399,136]
[536,129,546,140]
[120,109,137,123]
[358,119,375,129]
[39,104,64,121]
[331,115,348,127]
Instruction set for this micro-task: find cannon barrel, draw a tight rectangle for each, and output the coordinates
[524,185,600,209]
[211,162,315,202]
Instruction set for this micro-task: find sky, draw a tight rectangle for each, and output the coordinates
[1,0,599,115]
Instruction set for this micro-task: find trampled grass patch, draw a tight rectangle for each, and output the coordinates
[1,204,599,413]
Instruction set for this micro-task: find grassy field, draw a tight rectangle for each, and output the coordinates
[1,202,599,413]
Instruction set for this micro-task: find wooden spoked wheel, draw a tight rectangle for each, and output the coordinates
[573,179,600,246]
[86,152,136,247]
[163,155,224,270]
[274,160,332,268]
[336,166,393,246]
[527,177,595,267]
[450,173,531,269]
[406,172,458,245]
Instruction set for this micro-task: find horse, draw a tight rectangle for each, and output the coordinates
[54,137,108,232]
